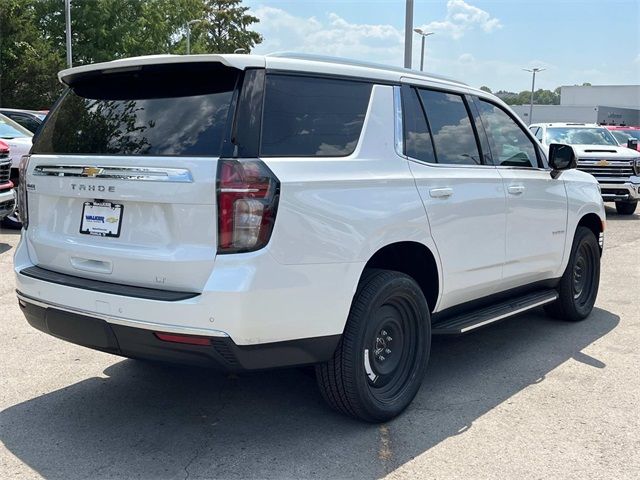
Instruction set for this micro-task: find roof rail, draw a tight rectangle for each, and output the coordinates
[266,52,467,86]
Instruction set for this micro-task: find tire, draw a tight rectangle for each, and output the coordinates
[315,269,431,422]
[615,200,637,215]
[544,226,600,322]
[1,212,22,230]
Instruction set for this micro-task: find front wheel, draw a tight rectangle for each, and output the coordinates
[544,226,600,321]
[316,270,431,422]
[615,200,637,215]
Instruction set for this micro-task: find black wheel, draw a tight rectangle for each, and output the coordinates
[545,226,600,321]
[615,200,637,215]
[315,269,431,422]
[1,211,22,229]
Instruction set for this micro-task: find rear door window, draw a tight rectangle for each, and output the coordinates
[417,89,482,165]
[402,88,437,163]
[261,75,372,157]
[32,63,239,156]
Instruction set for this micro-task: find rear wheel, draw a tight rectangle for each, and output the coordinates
[544,226,600,321]
[615,200,637,215]
[316,270,430,422]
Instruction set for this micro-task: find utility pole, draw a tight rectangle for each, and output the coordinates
[404,0,414,68]
[65,0,72,68]
[523,67,545,125]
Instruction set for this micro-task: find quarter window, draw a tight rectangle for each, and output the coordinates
[417,90,482,165]
[476,100,539,168]
[261,75,372,157]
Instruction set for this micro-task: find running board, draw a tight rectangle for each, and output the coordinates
[432,289,558,335]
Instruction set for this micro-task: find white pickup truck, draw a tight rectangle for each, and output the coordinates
[15,54,605,422]
[529,122,640,215]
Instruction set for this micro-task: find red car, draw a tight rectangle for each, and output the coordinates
[606,126,640,151]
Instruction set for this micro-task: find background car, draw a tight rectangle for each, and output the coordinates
[529,122,640,215]
[0,108,46,134]
[606,125,640,152]
[0,114,32,229]
[0,113,33,168]
[0,140,17,223]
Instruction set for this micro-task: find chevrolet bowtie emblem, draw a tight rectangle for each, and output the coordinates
[82,167,103,177]
[596,160,609,167]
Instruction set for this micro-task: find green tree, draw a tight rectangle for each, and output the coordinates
[0,0,64,108]
[479,86,492,93]
[1,0,262,108]
[34,0,207,64]
[183,0,262,54]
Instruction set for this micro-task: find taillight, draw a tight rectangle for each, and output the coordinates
[216,159,279,253]
[18,155,30,229]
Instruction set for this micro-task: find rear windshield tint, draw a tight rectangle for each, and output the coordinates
[32,63,238,156]
[261,75,372,157]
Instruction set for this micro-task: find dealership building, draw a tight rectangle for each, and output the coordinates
[512,84,640,126]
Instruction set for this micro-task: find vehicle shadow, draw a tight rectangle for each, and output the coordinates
[0,307,619,479]
[0,226,23,234]
[604,205,639,220]
[0,242,11,254]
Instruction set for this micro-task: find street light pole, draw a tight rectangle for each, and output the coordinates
[414,29,434,71]
[523,67,545,125]
[404,0,414,68]
[186,19,202,55]
[65,0,72,68]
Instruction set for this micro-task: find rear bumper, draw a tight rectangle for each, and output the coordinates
[0,188,16,219]
[18,293,340,371]
[599,180,640,202]
[14,234,362,346]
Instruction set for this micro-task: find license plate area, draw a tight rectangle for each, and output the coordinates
[80,201,123,237]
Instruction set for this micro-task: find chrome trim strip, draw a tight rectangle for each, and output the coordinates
[16,291,230,337]
[459,294,558,333]
[393,86,404,157]
[33,165,193,183]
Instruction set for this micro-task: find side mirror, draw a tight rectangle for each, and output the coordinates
[627,138,639,151]
[548,143,576,178]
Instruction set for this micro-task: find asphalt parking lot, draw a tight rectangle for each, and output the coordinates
[1,206,638,480]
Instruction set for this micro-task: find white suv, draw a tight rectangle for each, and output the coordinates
[529,122,640,215]
[15,54,605,422]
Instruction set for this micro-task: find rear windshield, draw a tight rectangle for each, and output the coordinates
[33,63,238,156]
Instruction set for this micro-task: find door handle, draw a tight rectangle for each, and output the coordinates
[429,187,453,198]
[507,185,525,195]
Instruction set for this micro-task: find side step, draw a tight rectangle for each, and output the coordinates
[432,289,558,335]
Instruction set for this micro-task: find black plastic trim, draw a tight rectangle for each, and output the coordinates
[19,266,199,301]
[18,299,341,371]
[431,278,561,324]
[230,68,265,158]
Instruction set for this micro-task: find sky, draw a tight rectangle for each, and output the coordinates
[244,0,640,93]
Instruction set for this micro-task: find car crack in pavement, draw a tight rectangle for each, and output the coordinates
[183,448,202,480]
[378,424,393,474]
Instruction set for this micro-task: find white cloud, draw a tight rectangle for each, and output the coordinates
[417,0,502,40]
[458,53,475,64]
[251,6,404,65]
[635,53,640,64]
